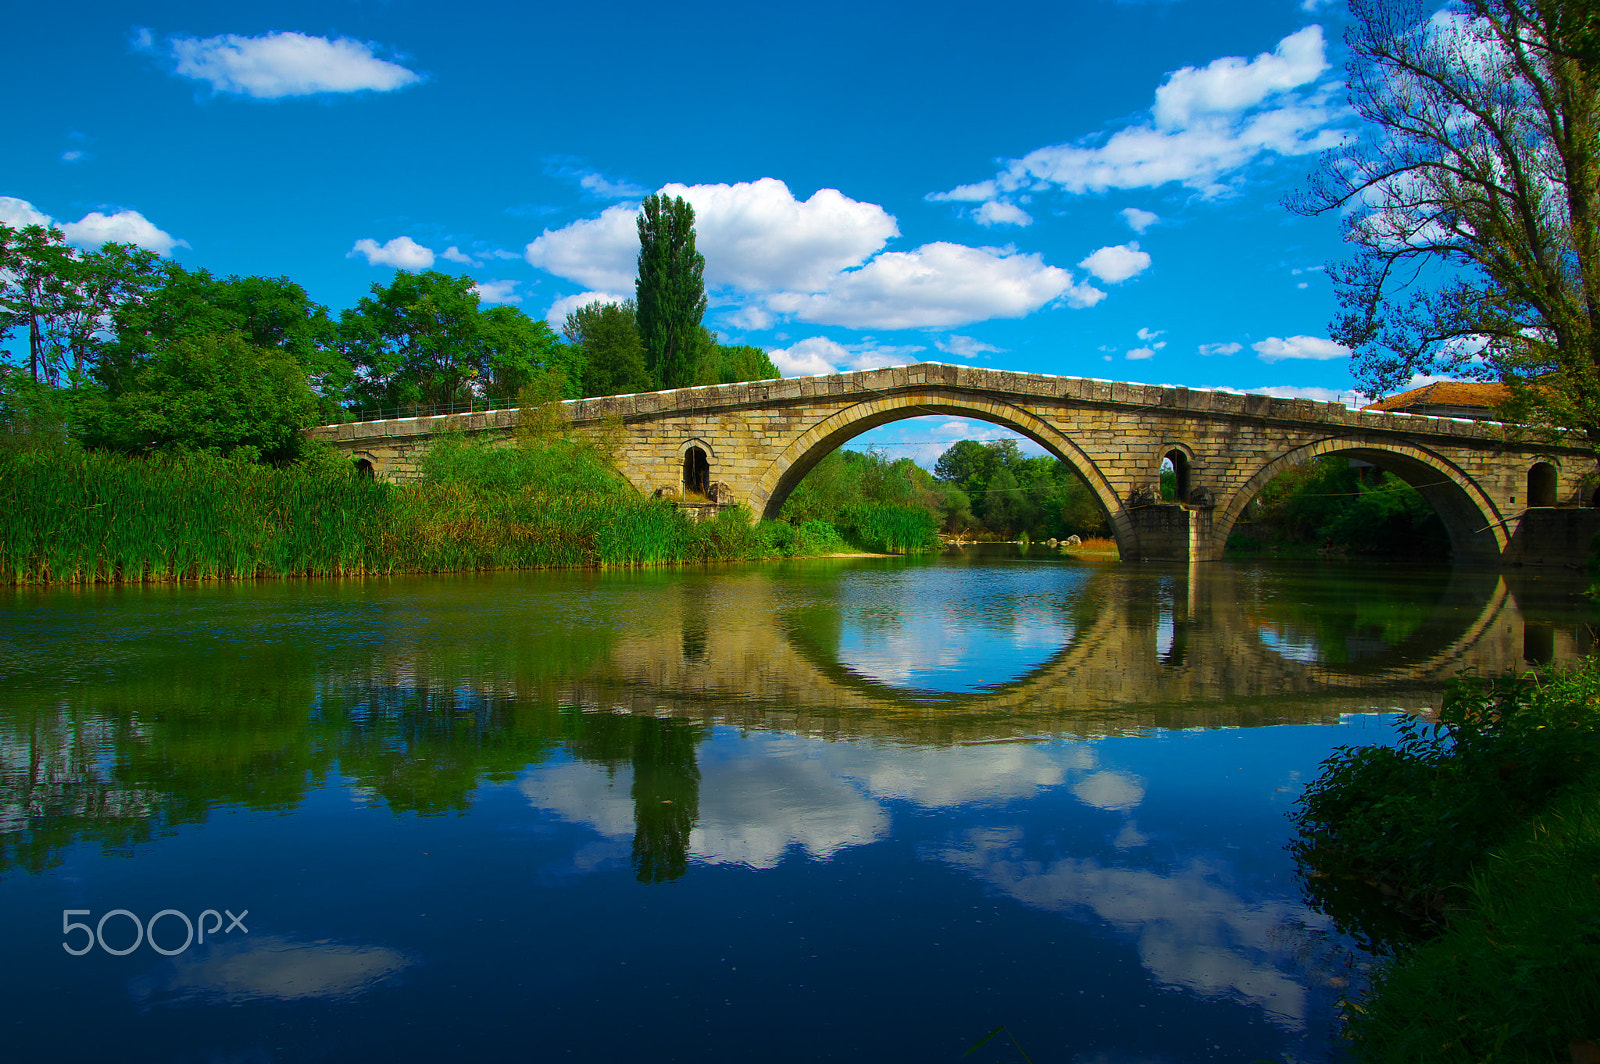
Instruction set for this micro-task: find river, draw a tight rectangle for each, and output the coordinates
[0,548,1591,1062]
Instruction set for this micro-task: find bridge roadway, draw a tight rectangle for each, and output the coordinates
[308,362,1597,563]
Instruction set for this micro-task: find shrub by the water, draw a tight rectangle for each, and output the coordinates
[1292,663,1600,1062]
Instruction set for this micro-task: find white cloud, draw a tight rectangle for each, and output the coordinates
[168,32,421,98]
[1251,335,1351,362]
[0,196,54,229]
[473,279,521,304]
[1151,26,1328,128]
[935,335,1004,359]
[545,290,629,330]
[723,304,775,331]
[348,235,434,270]
[1121,207,1160,233]
[662,178,899,292]
[765,337,924,377]
[925,180,1000,203]
[1,196,183,254]
[1198,341,1243,356]
[60,150,86,163]
[578,171,646,199]
[1078,242,1151,284]
[524,205,637,291]
[963,26,1340,201]
[769,242,1092,328]
[526,180,1101,333]
[440,245,476,265]
[59,210,185,254]
[1136,327,1164,342]
[973,201,1033,227]
[1126,347,1157,361]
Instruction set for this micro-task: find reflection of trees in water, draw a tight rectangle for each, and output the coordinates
[629,719,702,884]
[565,710,703,883]
[0,671,707,881]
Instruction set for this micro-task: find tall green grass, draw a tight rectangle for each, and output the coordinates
[0,435,856,585]
[1,449,390,583]
[839,503,940,553]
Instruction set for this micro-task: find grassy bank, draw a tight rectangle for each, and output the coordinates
[0,437,858,584]
[1291,663,1600,1062]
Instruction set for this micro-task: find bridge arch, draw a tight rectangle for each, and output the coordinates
[1216,436,1510,559]
[755,391,1134,548]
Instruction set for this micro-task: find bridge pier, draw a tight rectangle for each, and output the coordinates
[1121,504,1228,563]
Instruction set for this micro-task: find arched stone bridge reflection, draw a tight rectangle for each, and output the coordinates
[544,562,1559,743]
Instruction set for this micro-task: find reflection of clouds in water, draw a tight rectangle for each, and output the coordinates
[129,934,413,1005]
[1258,624,1321,664]
[1072,770,1145,812]
[691,749,888,869]
[839,605,1073,692]
[836,740,1066,808]
[939,827,1325,1029]
[1112,820,1150,849]
[520,760,634,837]
[517,735,1096,869]
[518,743,888,870]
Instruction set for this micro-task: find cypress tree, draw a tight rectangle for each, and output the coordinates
[635,194,706,390]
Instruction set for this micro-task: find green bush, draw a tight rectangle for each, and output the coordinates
[1294,667,1600,917]
[1340,778,1600,1064]
[1292,662,1600,1062]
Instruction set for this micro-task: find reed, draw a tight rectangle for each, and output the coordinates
[0,436,851,585]
[0,449,391,584]
[839,503,939,554]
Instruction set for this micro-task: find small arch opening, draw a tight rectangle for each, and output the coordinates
[1160,450,1190,504]
[354,458,375,480]
[1527,462,1557,507]
[682,446,711,499]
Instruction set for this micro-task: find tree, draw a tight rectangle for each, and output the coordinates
[340,271,565,407]
[563,299,654,397]
[708,342,781,385]
[102,263,339,400]
[1293,0,1600,450]
[0,225,162,388]
[479,304,574,399]
[635,194,707,390]
[79,333,322,463]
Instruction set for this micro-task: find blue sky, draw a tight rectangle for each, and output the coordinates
[5,0,1383,465]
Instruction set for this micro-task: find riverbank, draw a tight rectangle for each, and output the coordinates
[0,441,904,586]
[1291,661,1600,1061]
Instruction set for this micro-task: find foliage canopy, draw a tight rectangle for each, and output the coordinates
[1295,0,1600,448]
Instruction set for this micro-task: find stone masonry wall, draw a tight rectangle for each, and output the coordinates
[306,362,1596,564]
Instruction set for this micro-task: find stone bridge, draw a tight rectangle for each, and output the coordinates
[308,363,1597,563]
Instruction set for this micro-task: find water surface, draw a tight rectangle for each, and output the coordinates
[0,550,1590,1062]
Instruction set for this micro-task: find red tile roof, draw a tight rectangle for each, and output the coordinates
[1362,380,1510,413]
